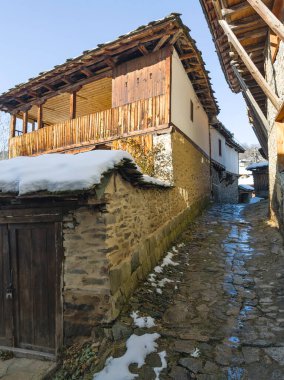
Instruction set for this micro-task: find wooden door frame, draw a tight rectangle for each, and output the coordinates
[0,208,63,359]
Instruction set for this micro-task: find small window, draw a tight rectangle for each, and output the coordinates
[190,100,194,122]
[218,139,222,156]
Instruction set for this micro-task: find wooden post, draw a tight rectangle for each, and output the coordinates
[22,111,28,134]
[276,121,284,171]
[9,115,16,138]
[219,19,282,110]
[246,0,284,41]
[70,91,77,119]
[37,103,43,129]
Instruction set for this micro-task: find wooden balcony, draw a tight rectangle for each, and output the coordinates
[9,95,169,158]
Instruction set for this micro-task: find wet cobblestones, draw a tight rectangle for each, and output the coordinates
[95,201,284,379]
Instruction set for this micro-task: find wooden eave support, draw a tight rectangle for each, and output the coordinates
[138,44,149,55]
[232,65,268,132]
[232,64,268,156]
[153,34,170,52]
[9,114,16,138]
[180,52,195,60]
[69,91,77,120]
[22,111,28,134]
[219,19,282,110]
[170,29,184,45]
[246,0,284,41]
[80,67,94,77]
[37,103,44,129]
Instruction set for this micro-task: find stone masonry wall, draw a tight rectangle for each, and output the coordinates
[212,168,239,204]
[62,205,111,343]
[104,130,210,319]
[62,130,210,342]
[266,40,284,226]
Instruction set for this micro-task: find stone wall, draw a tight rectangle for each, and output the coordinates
[61,130,211,343]
[104,130,211,319]
[212,167,239,203]
[266,40,284,226]
[62,205,111,343]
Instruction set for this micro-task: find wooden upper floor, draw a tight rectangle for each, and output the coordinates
[1,14,219,158]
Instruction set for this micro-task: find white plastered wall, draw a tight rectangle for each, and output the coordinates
[210,128,226,167]
[171,49,210,156]
[225,144,239,174]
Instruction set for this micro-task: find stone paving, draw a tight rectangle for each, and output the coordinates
[2,200,284,379]
[0,357,55,380]
[93,200,284,380]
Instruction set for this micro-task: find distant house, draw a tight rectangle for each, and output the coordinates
[239,184,254,203]
[247,161,269,198]
[0,14,241,357]
[239,159,254,187]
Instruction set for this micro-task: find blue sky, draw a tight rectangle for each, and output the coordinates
[0,0,258,145]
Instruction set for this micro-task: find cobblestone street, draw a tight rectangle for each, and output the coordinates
[94,200,284,380]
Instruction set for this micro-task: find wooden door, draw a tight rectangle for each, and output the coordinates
[0,225,13,346]
[8,222,59,353]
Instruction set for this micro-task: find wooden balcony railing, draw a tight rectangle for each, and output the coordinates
[9,94,169,158]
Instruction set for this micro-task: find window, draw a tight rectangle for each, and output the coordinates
[190,100,194,122]
[218,139,222,156]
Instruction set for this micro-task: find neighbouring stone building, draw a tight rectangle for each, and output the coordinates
[0,13,242,358]
[210,120,244,203]
[200,0,284,227]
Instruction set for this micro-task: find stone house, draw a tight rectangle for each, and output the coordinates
[210,120,244,203]
[199,0,284,227]
[0,13,241,358]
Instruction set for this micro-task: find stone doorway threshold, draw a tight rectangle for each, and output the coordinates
[0,355,56,380]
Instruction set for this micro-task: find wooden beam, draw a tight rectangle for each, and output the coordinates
[153,34,170,52]
[169,29,183,45]
[9,114,16,138]
[37,104,43,129]
[70,91,76,120]
[191,79,207,85]
[221,3,252,17]
[186,67,198,73]
[138,44,149,55]
[11,69,111,114]
[232,65,268,142]
[219,19,282,110]
[104,57,116,69]
[246,0,284,41]
[237,27,268,41]
[80,67,94,77]
[22,111,28,134]
[180,52,195,60]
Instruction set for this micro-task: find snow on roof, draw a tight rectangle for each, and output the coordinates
[0,150,170,196]
[246,161,268,171]
[239,184,254,192]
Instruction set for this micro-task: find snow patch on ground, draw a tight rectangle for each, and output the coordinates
[131,311,155,328]
[93,333,160,380]
[191,348,201,358]
[157,278,173,288]
[148,247,180,294]
[154,351,167,379]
